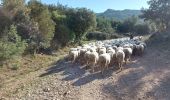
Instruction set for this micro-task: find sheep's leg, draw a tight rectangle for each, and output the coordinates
[106,63,109,70]
[101,67,104,75]
[125,59,127,64]
[91,64,95,73]
[120,62,123,70]
[73,57,76,63]
[85,60,89,69]
[128,57,131,63]
[109,61,112,67]
[72,57,75,63]
[85,63,89,70]
[116,63,122,73]
[100,64,104,75]
[128,57,130,62]
[119,63,122,70]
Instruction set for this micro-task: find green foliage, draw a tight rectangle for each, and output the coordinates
[86,32,119,40]
[28,0,55,49]
[134,24,150,35]
[68,8,96,42]
[140,0,170,31]
[1,0,28,19]
[0,11,12,36]
[96,17,114,33]
[120,16,137,33]
[52,25,75,48]
[0,25,27,61]
[49,5,75,49]
[10,63,20,70]
[111,16,151,35]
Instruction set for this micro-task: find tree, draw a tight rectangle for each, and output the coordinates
[0,25,27,61]
[48,4,75,49]
[134,24,150,35]
[116,16,137,33]
[140,0,170,31]
[28,0,55,49]
[0,8,12,36]
[0,0,29,36]
[96,17,114,33]
[1,0,28,19]
[68,8,96,43]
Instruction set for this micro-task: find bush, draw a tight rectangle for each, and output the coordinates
[52,25,75,48]
[28,0,55,49]
[86,32,119,40]
[134,24,150,35]
[0,25,27,61]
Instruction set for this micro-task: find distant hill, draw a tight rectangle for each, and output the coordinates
[96,9,142,20]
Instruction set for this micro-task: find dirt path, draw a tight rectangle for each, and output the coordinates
[1,46,170,100]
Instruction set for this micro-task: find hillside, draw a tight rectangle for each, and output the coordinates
[96,9,142,20]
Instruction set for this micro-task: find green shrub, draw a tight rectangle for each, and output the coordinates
[134,24,150,35]
[0,25,27,61]
[52,25,75,47]
[10,63,20,70]
[86,32,119,40]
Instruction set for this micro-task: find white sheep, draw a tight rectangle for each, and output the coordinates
[78,48,87,64]
[123,47,133,64]
[117,47,124,51]
[112,46,118,51]
[84,50,91,66]
[69,50,79,63]
[88,51,99,73]
[116,49,125,71]
[70,48,78,51]
[98,53,111,74]
[107,47,113,52]
[107,49,116,66]
[98,47,106,55]
[133,44,145,56]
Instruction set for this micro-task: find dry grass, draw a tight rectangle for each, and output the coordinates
[0,40,87,81]
[0,50,66,87]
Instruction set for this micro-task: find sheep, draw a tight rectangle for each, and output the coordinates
[139,36,142,41]
[107,49,116,66]
[88,51,99,73]
[77,46,82,50]
[107,47,113,52]
[123,43,134,49]
[133,44,145,56]
[139,42,147,49]
[116,49,125,71]
[98,47,106,55]
[68,35,147,74]
[137,44,145,56]
[98,53,111,74]
[89,47,97,52]
[70,48,78,51]
[112,46,118,51]
[84,50,91,67]
[117,47,124,51]
[78,48,87,64]
[69,50,79,63]
[123,47,133,64]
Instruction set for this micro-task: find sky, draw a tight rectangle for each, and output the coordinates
[40,0,149,13]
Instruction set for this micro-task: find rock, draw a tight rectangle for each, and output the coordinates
[43,88,50,92]
[0,97,6,100]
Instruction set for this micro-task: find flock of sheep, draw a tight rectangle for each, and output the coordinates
[68,37,146,74]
